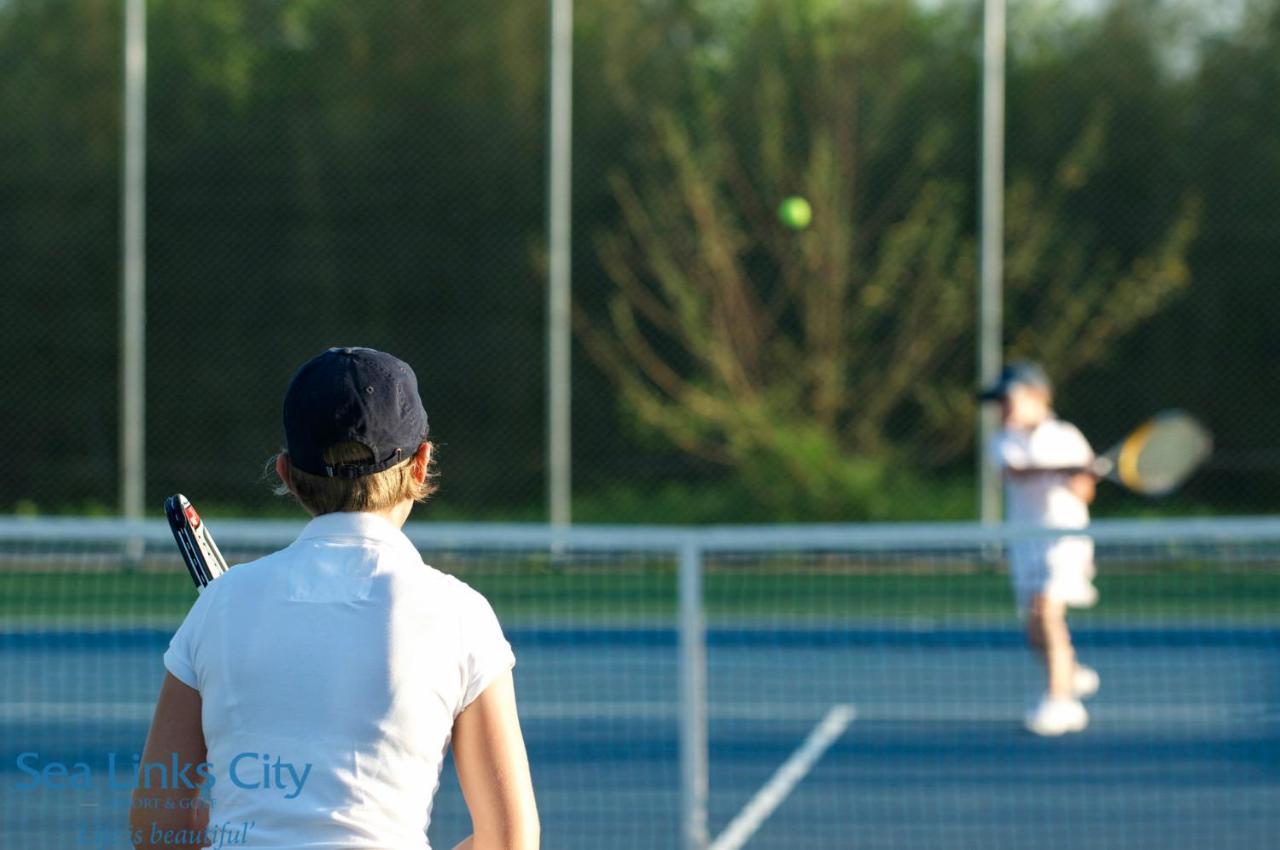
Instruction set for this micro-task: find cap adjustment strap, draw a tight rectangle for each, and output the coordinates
[322,447,406,479]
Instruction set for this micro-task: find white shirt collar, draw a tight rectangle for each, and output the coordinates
[296,511,415,550]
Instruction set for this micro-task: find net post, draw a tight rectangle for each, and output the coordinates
[678,538,709,850]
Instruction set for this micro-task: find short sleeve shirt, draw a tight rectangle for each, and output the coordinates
[990,418,1094,528]
[163,512,514,849]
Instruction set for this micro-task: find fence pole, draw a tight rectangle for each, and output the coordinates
[120,0,147,520]
[546,0,573,527]
[978,0,1006,525]
[678,540,709,850]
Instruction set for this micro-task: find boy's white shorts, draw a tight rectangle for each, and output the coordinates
[1009,535,1098,616]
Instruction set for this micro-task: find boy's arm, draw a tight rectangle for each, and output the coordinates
[1067,472,1097,503]
[1004,463,1097,504]
[1004,464,1098,478]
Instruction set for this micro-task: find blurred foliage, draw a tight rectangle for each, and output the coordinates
[0,0,1277,521]
[580,0,1197,518]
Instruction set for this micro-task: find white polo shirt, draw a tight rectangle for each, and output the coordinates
[992,417,1094,528]
[164,511,515,849]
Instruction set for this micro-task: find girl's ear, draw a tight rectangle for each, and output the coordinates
[275,452,292,489]
[412,442,432,484]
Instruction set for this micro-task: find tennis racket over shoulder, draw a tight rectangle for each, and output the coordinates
[164,494,229,592]
[1091,410,1212,497]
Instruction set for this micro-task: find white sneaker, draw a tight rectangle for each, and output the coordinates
[1024,697,1088,736]
[1073,665,1100,700]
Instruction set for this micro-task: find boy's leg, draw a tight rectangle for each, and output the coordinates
[1023,595,1089,735]
[1025,594,1076,699]
[1043,541,1101,698]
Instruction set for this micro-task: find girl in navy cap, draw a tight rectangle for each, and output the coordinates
[132,347,539,849]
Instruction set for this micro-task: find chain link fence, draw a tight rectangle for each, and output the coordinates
[2,0,1277,522]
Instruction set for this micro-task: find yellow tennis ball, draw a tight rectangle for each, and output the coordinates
[778,196,812,230]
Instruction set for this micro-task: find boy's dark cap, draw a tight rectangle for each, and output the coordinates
[283,347,428,479]
[978,361,1051,401]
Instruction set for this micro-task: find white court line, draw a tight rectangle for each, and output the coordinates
[709,703,856,850]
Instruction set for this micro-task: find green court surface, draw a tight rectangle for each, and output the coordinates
[2,566,1278,625]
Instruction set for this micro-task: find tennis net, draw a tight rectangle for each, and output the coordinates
[0,516,1277,849]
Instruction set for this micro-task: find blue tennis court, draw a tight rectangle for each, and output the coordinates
[2,624,1277,849]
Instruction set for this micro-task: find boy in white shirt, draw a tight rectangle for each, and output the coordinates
[981,362,1100,736]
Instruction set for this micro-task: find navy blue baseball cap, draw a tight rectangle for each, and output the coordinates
[283,347,429,479]
[978,361,1051,401]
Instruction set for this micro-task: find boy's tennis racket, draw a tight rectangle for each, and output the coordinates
[164,494,229,592]
[1091,410,1212,497]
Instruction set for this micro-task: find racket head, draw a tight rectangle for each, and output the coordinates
[1112,410,1213,496]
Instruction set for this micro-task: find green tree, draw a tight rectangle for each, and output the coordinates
[579,0,1197,520]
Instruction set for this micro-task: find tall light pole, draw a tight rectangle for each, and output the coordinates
[120,0,147,520]
[978,0,1006,524]
[547,0,574,527]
